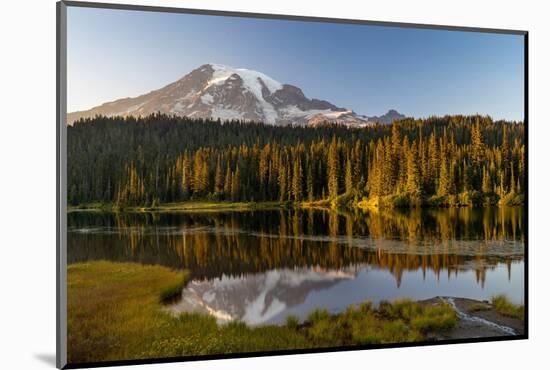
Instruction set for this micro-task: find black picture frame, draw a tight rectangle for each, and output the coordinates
[56,1,529,368]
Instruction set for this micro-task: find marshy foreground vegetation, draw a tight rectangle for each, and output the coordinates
[68,261,463,364]
[469,294,525,321]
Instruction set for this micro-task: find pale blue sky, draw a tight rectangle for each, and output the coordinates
[67,6,525,121]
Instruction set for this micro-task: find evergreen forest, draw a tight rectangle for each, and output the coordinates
[67,114,525,208]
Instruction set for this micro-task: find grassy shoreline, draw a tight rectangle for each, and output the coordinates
[68,261,459,364]
[68,261,524,364]
[68,194,524,213]
[68,200,291,213]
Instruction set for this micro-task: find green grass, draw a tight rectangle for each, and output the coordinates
[357,191,524,209]
[68,261,308,363]
[491,295,525,321]
[303,298,457,347]
[68,262,190,363]
[68,261,458,364]
[69,200,289,213]
[159,273,190,303]
[69,192,524,215]
[68,202,115,211]
[307,308,331,323]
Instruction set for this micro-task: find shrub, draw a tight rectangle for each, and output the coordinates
[492,295,524,320]
[481,193,499,206]
[358,301,374,314]
[331,192,356,208]
[457,190,483,206]
[498,192,524,206]
[285,315,299,330]
[307,308,331,323]
[307,318,336,345]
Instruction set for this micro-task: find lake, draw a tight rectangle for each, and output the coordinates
[68,207,524,325]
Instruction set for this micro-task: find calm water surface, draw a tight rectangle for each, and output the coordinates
[68,207,524,325]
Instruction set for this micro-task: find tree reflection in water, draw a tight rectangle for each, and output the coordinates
[68,207,524,287]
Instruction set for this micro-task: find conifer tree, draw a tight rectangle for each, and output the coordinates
[345,157,353,194]
[192,149,209,195]
[406,143,422,195]
[437,156,451,196]
[291,157,303,202]
[231,166,241,201]
[306,164,314,202]
[428,131,439,193]
[259,145,270,197]
[278,154,288,202]
[327,137,340,198]
[509,163,516,194]
[502,125,510,170]
[471,117,485,165]
[482,167,492,193]
[214,157,223,194]
[223,167,232,198]
[181,153,191,199]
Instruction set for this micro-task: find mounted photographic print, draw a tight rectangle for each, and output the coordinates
[56,1,528,368]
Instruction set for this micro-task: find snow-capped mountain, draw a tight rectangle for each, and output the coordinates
[67,63,404,127]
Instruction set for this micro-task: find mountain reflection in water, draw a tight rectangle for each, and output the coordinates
[167,267,357,325]
[68,207,524,325]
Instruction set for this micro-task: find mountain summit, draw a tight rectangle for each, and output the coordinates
[67,64,404,126]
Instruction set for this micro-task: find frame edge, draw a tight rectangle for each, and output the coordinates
[57,1,68,369]
[62,0,527,35]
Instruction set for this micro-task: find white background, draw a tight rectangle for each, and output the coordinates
[0,0,548,369]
